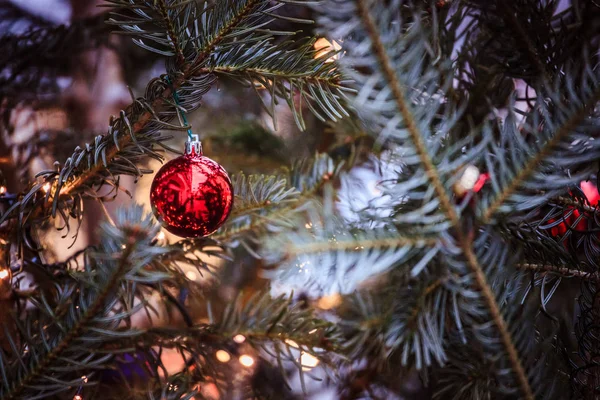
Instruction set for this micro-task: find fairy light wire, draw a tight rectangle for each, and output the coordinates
[164,76,194,141]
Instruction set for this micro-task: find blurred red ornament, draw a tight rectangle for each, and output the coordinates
[549,180,599,239]
[150,140,233,238]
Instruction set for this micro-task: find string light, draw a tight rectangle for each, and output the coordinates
[300,352,320,371]
[42,182,51,193]
[454,165,480,196]
[239,354,254,367]
[0,186,6,195]
[0,269,9,280]
[81,375,88,383]
[215,350,231,363]
[185,270,198,281]
[316,293,342,310]
[233,334,246,343]
[73,395,83,400]
[313,38,342,63]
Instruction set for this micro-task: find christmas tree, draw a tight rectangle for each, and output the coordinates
[1,0,600,399]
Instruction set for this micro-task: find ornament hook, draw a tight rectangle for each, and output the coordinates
[185,134,202,155]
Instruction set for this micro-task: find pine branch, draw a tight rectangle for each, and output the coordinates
[354,0,458,228]
[479,64,600,223]
[4,0,349,238]
[206,153,339,244]
[0,206,173,400]
[204,38,350,129]
[354,2,533,398]
[283,236,439,258]
[318,1,536,397]
[2,249,133,400]
[516,263,600,282]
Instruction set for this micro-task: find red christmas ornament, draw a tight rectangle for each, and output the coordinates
[547,181,599,239]
[150,138,233,238]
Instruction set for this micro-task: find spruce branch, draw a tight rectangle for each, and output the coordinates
[4,0,349,240]
[205,153,340,245]
[205,38,350,129]
[317,1,536,397]
[106,0,193,60]
[354,0,458,228]
[282,236,439,257]
[355,2,533,398]
[0,206,174,400]
[551,195,597,214]
[479,64,600,223]
[516,263,600,282]
[126,292,342,394]
[1,250,133,400]
[457,235,534,400]
[228,173,301,220]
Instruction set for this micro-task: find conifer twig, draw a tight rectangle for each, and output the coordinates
[1,245,134,400]
[516,263,600,282]
[481,95,600,224]
[355,1,534,398]
[284,237,438,257]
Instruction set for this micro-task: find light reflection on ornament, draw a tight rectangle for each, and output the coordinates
[239,354,254,367]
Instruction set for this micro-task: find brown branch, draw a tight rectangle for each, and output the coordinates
[157,0,186,67]
[551,196,597,214]
[355,1,534,398]
[284,236,438,258]
[516,263,600,282]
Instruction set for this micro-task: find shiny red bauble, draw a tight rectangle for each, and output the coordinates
[150,144,233,238]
